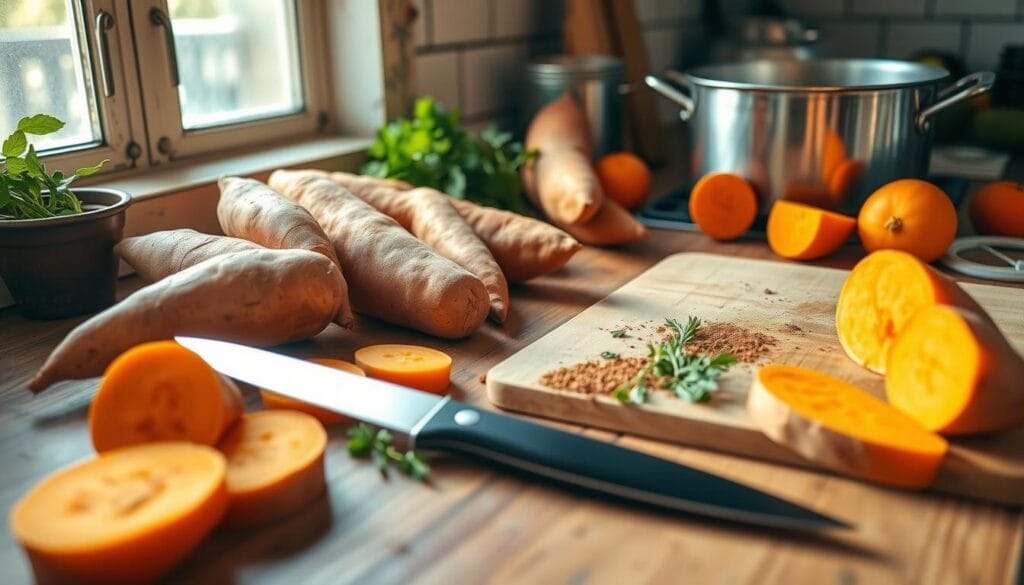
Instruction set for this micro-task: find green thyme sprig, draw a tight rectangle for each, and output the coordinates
[613,317,736,405]
[346,423,430,481]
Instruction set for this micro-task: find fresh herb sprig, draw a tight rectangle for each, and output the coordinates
[613,317,736,405]
[346,423,430,481]
[361,96,536,214]
[1,114,108,220]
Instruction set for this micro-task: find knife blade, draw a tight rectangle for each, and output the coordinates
[176,336,847,531]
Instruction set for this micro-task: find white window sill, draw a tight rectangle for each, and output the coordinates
[0,134,374,311]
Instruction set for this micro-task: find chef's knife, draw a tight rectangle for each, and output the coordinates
[176,336,847,531]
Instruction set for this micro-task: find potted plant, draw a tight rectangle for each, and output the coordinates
[0,114,131,319]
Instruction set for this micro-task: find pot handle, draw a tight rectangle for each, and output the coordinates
[644,74,695,121]
[917,71,995,133]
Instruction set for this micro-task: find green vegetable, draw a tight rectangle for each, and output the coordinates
[600,351,620,359]
[361,96,536,214]
[1,114,108,220]
[613,317,736,405]
[346,422,430,481]
[610,329,627,338]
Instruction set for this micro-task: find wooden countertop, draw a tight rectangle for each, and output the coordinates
[2,226,1022,584]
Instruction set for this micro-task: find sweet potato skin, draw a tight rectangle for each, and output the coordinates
[30,249,345,391]
[268,170,489,338]
[325,171,581,282]
[115,229,262,282]
[218,177,353,327]
[522,92,604,225]
[558,198,647,246]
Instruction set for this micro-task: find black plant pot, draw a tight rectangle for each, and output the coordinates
[0,188,132,319]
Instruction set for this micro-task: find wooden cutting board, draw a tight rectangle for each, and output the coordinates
[487,253,1024,505]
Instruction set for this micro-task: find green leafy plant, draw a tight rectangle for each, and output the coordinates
[1,114,107,220]
[346,422,430,481]
[361,96,536,214]
[613,317,737,405]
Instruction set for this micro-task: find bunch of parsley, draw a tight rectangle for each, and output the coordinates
[361,97,536,214]
[1,114,107,220]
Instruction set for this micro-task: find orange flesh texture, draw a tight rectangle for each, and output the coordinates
[755,365,948,488]
[767,200,857,260]
[689,173,758,240]
[835,250,971,374]
[90,341,243,452]
[217,410,327,528]
[355,344,452,394]
[260,358,366,425]
[10,442,228,585]
[886,305,982,433]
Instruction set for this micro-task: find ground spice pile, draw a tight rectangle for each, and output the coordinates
[539,357,650,395]
[684,322,778,363]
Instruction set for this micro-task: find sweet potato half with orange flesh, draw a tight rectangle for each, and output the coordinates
[522,92,604,225]
[767,200,857,261]
[217,410,327,528]
[115,229,262,282]
[31,249,345,391]
[748,364,948,488]
[268,170,489,338]
[218,177,354,327]
[10,443,228,585]
[887,305,1024,435]
[90,341,244,452]
[834,249,993,374]
[328,171,582,282]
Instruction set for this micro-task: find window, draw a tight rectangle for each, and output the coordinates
[0,0,331,174]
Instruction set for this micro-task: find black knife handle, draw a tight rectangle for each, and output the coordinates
[411,399,834,529]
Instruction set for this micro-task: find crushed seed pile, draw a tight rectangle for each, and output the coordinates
[540,321,780,395]
[684,322,778,363]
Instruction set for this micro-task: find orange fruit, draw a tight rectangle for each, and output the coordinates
[595,152,652,210]
[969,180,1024,238]
[857,179,957,263]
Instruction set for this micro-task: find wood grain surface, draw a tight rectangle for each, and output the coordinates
[487,252,1024,505]
[1,233,1022,584]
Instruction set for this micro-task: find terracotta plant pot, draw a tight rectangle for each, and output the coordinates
[0,188,132,319]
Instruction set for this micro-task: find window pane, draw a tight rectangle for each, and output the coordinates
[169,0,304,130]
[0,0,101,152]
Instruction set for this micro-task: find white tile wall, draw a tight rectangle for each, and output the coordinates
[884,22,963,60]
[966,23,1024,71]
[431,0,490,45]
[935,0,1017,16]
[849,0,927,16]
[819,22,883,58]
[494,0,563,39]
[415,52,461,110]
[462,43,531,116]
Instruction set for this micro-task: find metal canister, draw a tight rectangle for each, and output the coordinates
[522,55,625,157]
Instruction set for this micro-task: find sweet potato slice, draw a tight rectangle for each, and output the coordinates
[268,170,489,338]
[835,249,992,374]
[748,364,948,488]
[767,200,857,260]
[31,249,345,391]
[217,410,327,528]
[887,305,1024,435]
[115,229,261,282]
[355,344,452,394]
[326,171,581,282]
[90,341,244,452]
[218,177,354,327]
[10,442,227,585]
[689,173,758,241]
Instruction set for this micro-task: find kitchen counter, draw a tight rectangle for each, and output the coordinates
[2,226,1023,583]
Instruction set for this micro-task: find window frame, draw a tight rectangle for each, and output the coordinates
[128,0,333,166]
[3,0,147,177]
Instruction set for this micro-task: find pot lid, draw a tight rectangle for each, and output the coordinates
[686,59,950,92]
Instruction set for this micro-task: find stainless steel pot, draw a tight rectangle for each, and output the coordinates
[646,59,994,214]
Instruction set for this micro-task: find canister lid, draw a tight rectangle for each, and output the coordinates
[526,55,625,81]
